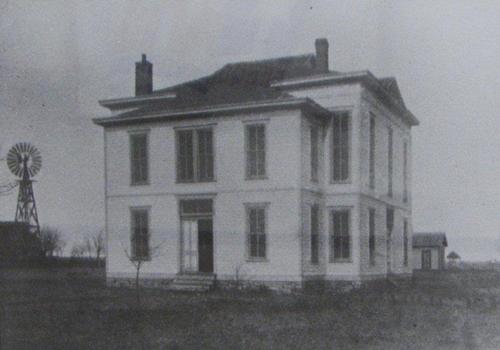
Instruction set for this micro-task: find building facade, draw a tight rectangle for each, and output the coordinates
[94,39,419,290]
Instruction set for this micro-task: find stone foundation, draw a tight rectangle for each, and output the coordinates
[216,279,302,294]
[107,277,174,289]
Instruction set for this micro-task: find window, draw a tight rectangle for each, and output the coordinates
[332,112,350,182]
[369,208,376,265]
[197,129,214,181]
[388,127,393,197]
[330,209,350,261]
[246,124,266,179]
[130,133,149,185]
[386,208,394,232]
[369,114,376,189]
[403,141,408,203]
[180,199,213,216]
[310,205,319,264]
[176,128,214,182]
[403,219,408,266]
[247,205,267,259]
[310,126,319,182]
[131,208,150,260]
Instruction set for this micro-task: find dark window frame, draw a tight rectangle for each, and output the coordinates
[403,141,408,203]
[310,204,320,264]
[369,114,376,189]
[245,124,266,179]
[129,132,149,186]
[310,126,320,182]
[176,127,215,183]
[369,208,376,265]
[246,203,268,261]
[130,207,150,261]
[388,127,393,197]
[331,112,351,183]
[403,219,409,266]
[330,209,351,262]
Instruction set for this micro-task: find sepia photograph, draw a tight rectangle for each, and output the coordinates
[1,1,500,349]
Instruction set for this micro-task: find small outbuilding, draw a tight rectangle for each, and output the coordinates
[446,251,461,268]
[412,232,447,270]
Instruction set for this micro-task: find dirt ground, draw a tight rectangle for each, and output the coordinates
[1,267,500,349]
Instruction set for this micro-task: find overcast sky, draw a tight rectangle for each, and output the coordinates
[1,0,500,260]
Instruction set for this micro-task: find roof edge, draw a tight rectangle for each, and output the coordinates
[99,93,177,110]
[271,70,420,127]
[93,97,331,126]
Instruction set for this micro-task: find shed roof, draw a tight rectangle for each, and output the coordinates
[413,232,448,248]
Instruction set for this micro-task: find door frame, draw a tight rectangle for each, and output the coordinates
[421,249,432,270]
[180,215,213,273]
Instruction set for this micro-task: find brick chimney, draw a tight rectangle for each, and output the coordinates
[135,54,152,96]
[315,38,329,73]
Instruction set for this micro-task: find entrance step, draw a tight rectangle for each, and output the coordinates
[168,273,216,292]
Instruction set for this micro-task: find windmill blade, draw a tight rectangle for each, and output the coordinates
[6,142,42,178]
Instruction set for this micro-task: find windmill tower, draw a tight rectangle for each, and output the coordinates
[6,143,42,235]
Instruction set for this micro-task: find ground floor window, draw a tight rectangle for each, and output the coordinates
[310,205,319,264]
[246,204,267,260]
[330,209,350,262]
[403,220,408,266]
[369,208,376,265]
[130,208,150,260]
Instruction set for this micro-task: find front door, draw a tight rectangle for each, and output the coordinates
[182,219,198,272]
[198,219,213,273]
[422,249,432,270]
[181,218,213,273]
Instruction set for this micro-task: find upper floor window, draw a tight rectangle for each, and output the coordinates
[330,209,350,262]
[246,124,266,179]
[388,127,393,197]
[369,114,376,189]
[310,126,319,182]
[130,207,150,260]
[310,204,319,264]
[246,204,267,260]
[130,132,149,185]
[403,141,408,203]
[369,208,376,265]
[331,112,350,182]
[176,128,214,182]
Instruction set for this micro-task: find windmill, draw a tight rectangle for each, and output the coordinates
[6,142,42,235]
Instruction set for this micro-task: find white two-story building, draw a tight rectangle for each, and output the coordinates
[94,38,419,290]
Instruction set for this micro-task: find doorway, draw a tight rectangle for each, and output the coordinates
[180,199,214,274]
[422,249,432,270]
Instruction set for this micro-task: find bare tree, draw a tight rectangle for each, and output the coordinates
[39,226,65,258]
[122,239,165,306]
[83,236,93,259]
[92,230,105,265]
[70,243,86,258]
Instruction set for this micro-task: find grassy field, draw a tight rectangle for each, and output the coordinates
[1,268,500,349]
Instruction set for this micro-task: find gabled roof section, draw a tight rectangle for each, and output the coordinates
[413,232,448,248]
[271,71,419,126]
[378,77,406,109]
